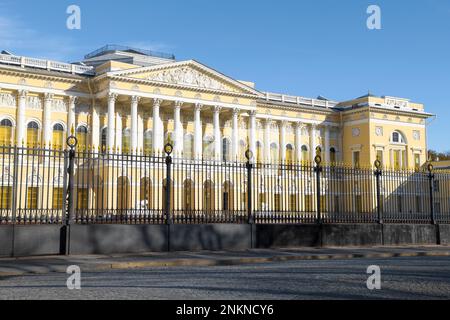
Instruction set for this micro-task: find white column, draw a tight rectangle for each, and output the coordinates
[152,98,163,155]
[107,93,117,150]
[16,90,27,147]
[213,106,222,161]
[231,108,239,160]
[67,96,77,135]
[92,101,100,150]
[137,113,144,153]
[280,121,287,161]
[295,122,303,162]
[174,101,184,155]
[194,103,203,159]
[324,125,330,164]
[130,96,140,154]
[264,119,271,162]
[43,93,53,148]
[115,110,122,153]
[249,111,257,162]
[310,124,317,162]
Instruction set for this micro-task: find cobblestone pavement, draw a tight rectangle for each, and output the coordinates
[1,256,449,300]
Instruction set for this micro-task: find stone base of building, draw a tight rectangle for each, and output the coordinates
[0,223,448,258]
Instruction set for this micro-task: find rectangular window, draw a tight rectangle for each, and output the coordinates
[27,187,39,209]
[353,151,360,169]
[393,150,401,170]
[414,154,421,171]
[258,193,266,211]
[0,186,12,209]
[52,188,64,209]
[376,150,383,166]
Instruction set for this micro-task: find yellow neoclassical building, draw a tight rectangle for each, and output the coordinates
[0,45,441,224]
[0,45,432,168]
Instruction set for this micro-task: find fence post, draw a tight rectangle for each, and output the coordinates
[314,153,323,224]
[164,143,173,225]
[245,150,254,225]
[11,145,19,225]
[374,160,383,224]
[61,134,77,255]
[427,163,436,225]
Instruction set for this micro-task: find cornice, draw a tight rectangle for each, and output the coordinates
[0,65,86,84]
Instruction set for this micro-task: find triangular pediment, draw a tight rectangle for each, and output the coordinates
[108,60,261,96]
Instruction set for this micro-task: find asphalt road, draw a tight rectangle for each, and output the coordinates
[1,256,449,300]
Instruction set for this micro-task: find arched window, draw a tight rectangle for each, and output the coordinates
[203,180,215,212]
[140,177,153,209]
[222,138,231,162]
[392,131,406,144]
[117,177,130,210]
[315,146,322,156]
[144,130,153,155]
[0,119,13,146]
[223,181,234,211]
[286,144,294,164]
[301,145,309,163]
[52,124,65,150]
[27,121,40,147]
[256,141,263,163]
[76,126,88,151]
[330,147,337,164]
[122,128,131,154]
[183,179,195,211]
[165,131,174,145]
[184,134,194,159]
[270,143,278,163]
[101,127,107,153]
[203,136,214,160]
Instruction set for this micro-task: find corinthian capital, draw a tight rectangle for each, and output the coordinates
[153,98,162,108]
[18,90,28,100]
[108,93,118,103]
[67,96,78,105]
[174,100,184,109]
[131,95,141,104]
[194,103,203,112]
[213,105,222,113]
[44,92,54,102]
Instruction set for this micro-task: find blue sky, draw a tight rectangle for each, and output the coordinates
[0,0,449,151]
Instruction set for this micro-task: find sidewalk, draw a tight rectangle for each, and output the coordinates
[1,246,450,277]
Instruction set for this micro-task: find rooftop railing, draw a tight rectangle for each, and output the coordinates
[0,53,95,76]
[84,44,176,60]
[263,92,338,109]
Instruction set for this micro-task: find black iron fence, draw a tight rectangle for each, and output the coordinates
[1,143,449,226]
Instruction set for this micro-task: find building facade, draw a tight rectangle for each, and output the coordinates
[0,45,432,168]
[0,45,442,222]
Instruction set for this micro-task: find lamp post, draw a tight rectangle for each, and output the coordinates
[245,149,254,225]
[164,142,173,225]
[63,133,77,255]
[314,151,323,224]
[374,159,383,224]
